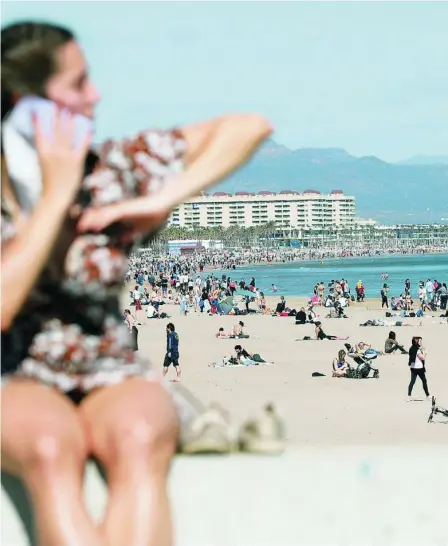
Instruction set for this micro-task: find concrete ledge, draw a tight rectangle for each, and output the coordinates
[2,446,448,546]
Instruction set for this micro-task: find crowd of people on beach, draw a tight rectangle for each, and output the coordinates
[126,262,441,404]
[129,242,447,274]
[125,250,447,408]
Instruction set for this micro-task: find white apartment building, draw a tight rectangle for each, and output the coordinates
[168,190,356,229]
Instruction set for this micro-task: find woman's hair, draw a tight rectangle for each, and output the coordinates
[388,331,396,340]
[219,327,224,332]
[234,345,242,351]
[124,309,130,314]
[409,336,422,363]
[338,349,346,361]
[166,322,175,332]
[239,321,244,327]
[1,21,74,120]
[315,321,321,327]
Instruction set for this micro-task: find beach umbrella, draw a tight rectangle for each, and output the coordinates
[219,302,233,314]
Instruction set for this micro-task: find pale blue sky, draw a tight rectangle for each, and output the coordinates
[3,1,448,162]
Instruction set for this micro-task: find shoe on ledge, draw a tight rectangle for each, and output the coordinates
[181,403,236,455]
[239,403,286,455]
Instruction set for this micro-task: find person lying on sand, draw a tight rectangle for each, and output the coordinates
[234,345,268,365]
[215,327,250,339]
[315,321,348,341]
[355,341,383,356]
[294,321,348,341]
[216,328,233,339]
[332,349,350,377]
[360,318,418,327]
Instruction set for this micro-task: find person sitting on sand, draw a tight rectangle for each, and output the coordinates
[332,349,350,377]
[233,321,247,337]
[274,296,286,314]
[295,307,307,324]
[146,302,159,319]
[315,321,348,341]
[384,331,408,354]
[390,296,400,311]
[307,301,316,321]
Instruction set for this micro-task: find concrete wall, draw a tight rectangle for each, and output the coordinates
[2,446,447,546]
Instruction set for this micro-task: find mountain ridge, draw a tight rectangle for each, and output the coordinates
[216,139,448,224]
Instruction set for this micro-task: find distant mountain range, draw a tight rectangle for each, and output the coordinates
[397,155,448,166]
[216,139,448,224]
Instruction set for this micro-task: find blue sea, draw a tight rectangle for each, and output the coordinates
[215,253,448,298]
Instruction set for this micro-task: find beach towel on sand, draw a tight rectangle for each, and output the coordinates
[209,357,274,368]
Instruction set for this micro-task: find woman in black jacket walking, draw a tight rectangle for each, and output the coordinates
[407,336,430,401]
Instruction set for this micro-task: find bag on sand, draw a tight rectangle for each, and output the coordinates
[252,353,265,363]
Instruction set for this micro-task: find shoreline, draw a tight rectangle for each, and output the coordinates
[203,249,448,273]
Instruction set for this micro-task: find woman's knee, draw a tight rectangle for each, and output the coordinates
[109,414,178,467]
[1,383,89,477]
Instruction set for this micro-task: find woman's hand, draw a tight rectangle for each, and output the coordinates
[34,107,91,206]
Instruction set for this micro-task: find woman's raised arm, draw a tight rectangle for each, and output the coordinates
[78,113,272,233]
[1,110,90,330]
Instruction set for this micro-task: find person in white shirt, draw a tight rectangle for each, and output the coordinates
[146,303,158,319]
[418,285,427,310]
[425,279,434,304]
[407,336,430,401]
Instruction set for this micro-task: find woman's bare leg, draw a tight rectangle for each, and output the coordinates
[1,379,104,546]
[80,377,179,546]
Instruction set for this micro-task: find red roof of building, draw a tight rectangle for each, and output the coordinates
[331,190,344,195]
[258,191,276,196]
[303,189,321,194]
[279,190,301,195]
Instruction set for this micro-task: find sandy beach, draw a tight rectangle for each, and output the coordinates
[132,295,448,447]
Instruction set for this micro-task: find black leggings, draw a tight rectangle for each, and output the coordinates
[381,296,388,308]
[408,368,429,397]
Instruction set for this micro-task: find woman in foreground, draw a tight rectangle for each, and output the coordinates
[1,21,271,546]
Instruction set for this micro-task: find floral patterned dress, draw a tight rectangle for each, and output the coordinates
[1,129,196,416]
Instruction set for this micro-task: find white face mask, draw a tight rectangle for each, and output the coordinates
[2,118,41,212]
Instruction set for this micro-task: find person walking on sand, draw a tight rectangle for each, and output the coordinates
[163,323,181,381]
[407,336,430,401]
[381,283,389,308]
